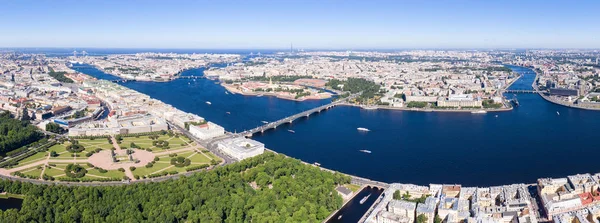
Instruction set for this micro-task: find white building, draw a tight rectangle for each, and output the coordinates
[189,122,225,140]
[217,137,265,160]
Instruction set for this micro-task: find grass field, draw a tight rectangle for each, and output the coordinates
[86,168,125,179]
[20,165,44,179]
[132,162,171,176]
[188,152,212,163]
[12,151,48,167]
[43,166,66,177]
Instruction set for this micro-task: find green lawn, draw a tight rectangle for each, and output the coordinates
[344,184,362,192]
[48,144,68,154]
[13,151,48,167]
[132,162,172,176]
[188,152,212,163]
[205,152,222,162]
[20,165,44,179]
[86,168,125,179]
[43,166,66,177]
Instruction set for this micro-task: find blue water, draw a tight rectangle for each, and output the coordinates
[73,63,600,187]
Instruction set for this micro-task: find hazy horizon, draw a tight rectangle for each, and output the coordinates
[2,0,599,49]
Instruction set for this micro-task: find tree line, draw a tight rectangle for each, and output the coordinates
[0,112,43,154]
[0,153,351,222]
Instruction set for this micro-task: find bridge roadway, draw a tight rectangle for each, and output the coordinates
[237,93,359,137]
[503,89,544,94]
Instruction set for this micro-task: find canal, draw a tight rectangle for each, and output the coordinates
[327,186,384,223]
[0,197,23,211]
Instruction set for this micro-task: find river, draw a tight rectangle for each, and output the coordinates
[72,63,600,187]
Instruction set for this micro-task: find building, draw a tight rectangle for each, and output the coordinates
[217,137,265,160]
[387,200,416,223]
[189,122,225,140]
[68,114,168,136]
[549,88,579,97]
[416,197,437,223]
[436,94,483,108]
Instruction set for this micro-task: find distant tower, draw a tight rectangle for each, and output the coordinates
[10,73,15,82]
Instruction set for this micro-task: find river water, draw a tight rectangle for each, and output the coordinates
[72,64,600,187]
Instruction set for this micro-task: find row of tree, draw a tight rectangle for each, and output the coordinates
[0,153,351,222]
[0,112,43,154]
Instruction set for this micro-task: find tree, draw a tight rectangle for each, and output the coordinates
[417,214,428,223]
[0,111,43,153]
[45,122,63,134]
[434,214,443,223]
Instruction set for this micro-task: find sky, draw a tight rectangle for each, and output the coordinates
[0,0,599,49]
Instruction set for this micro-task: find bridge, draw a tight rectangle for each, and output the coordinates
[177,75,205,79]
[503,89,544,94]
[237,93,359,137]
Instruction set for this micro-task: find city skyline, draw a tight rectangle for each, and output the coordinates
[2,0,599,49]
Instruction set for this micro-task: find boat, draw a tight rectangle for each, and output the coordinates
[313,162,321,166]
[288,129,295,133]
[226,112,231,114]
[557,111,560,115]
[337,215,343,220]
[357,127,370,132]
[360,194,371,204]
[359,149,372,154]
[261,121,269,124]
[206,101,212,105]
[471,110,487,114]
[225,91,229,95]
[362,105,378,110]
[257,94,264,97]
[495,115,499,118]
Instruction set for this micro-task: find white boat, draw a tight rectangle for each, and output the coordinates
[226,112,231,114]
[471,110,487,114]
[357,127,370,132]
[557,111,560,115]
[359,149,372,154]
[257,94,264,97]
[360,194,371,204]
[495,115,498,118]
[225,92,229,94]
[206,101,212,105]
[337,215,342,220]
[362,106,378,110]
[288,129,295,133]
[313,162,321,166]
[261,121,269,124]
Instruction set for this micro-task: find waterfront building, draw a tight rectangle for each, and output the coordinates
[189,122,225,140]
[416,197,437,223]
[217,137,265,160]
[388,200,416,223]
[436,94,483,108]
[335,186,354,200]
[376,210,410,223]
[69,114,167,136]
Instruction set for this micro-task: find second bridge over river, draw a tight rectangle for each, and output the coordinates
[238,93,359,137]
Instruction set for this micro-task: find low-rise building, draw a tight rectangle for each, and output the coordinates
[189,122,225,140]
[217,137,265,160]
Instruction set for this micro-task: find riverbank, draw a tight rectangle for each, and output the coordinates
[75,63,200,82]
[221,83,333,101]
[529,67,600,111]
[338,103,513,113]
